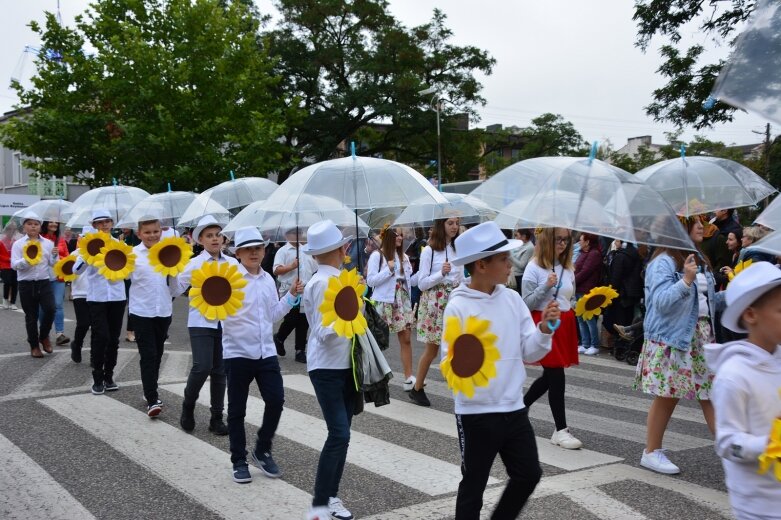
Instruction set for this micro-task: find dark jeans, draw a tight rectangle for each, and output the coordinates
[132,314,171,405]
[1,268,17,303]
[309,368,357,507]
[225,356,284,464]
[18,279,55,349]
[89,300,126,384]
[276,306,308,351]
[455,408,541,519]
[575,294,599,348]
[71,298,91,350]
[524,367,567,430]
[184,326,226,413]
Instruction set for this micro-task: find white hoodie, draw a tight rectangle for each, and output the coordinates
[441,283,552,415]
[704,340,781,519]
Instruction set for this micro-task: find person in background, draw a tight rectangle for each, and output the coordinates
[68,226,94,364]
[740,225,775,264]
[406,227,428,311]
[1,224,19,310]
[41,221,70,346]
[510,228,534,291]
[711,208,742,272]
[574,233,603,356]
[716,229,743,290]
[604,241,644,338]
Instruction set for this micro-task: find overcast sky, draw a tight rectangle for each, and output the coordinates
[1,0,771,149]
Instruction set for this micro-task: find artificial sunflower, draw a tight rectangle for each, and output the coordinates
[575,286,619,321]
[189,262,247,320]
[728,259,753,282]
[54,254,78,282]
[148,236,191,276]
[758,416,781,481]
[93,240,136,281]
[319,268,367,338]
[78,231,112,266]
[22,240,43,266]
[440,315,501,398]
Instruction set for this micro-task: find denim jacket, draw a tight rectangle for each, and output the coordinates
[644,253,725,351]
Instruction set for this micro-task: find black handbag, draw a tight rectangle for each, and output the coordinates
[364,299,390,351]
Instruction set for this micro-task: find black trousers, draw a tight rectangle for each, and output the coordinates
[18,279,55,349]
[132,314,171,406]
[276,306,308,351]
[71,298,91,350]
[1,269,18,303]
[183,326,226,413]
[524,367,567,430]
[89,300,126,384]
[455,408,541,520]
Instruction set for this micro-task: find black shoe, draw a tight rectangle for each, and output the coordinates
[274,334,286,356]
[294,350,306,363]
[91,383,105,395]
[104,377,119,391]
[409,387,431,407]
[251,449,281,478]
[180,404,195,432]
[71,346,82,363]
[147,400,163,417]
[232,460,252,483]
[208,414,228,436]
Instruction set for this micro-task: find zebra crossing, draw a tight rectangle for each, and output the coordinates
[0,346,732,519]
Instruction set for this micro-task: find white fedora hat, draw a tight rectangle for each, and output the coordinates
[193,215,223,241]
[722,261,781,333]
[229,227,269,253]
[301,220,352,256]
[450,221,522,266]
[91,209,113,223]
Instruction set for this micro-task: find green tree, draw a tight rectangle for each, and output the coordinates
[1,0,289,191]
[264,0,495,182]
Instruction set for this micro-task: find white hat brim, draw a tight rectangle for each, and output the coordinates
[722,278,781,333]
[301,236,352,256]
[451,239,524,266]
[194,222,223,241]
[229,239,269,254]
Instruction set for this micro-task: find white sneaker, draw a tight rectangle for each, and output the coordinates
[328,497,353,520]
[551,428,583,449]
[577,345,586,353]
[403,375,416,392]
[306,506,331,520]
[10,304,18,311]
[640,448,680,474]
[584,346,600,356]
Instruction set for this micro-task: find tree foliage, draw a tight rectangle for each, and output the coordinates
[1,0,289,191]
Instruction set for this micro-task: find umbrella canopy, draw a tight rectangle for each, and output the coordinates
[115,191,196,230]
[390,192,494,227]
[754,194,781,230]
[179,177,276,228]
[222,194,371,242]
[635,155,776,217]
[66,186,151,229]
[471,156,696,250]
[5,200,74,230]
[177,198,231,230]
[710,0,781,125]
[747,230,781,257]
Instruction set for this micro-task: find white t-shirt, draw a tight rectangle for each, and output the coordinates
[273,243,317,297]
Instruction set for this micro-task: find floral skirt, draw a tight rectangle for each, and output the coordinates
[416,284,455,344]
[634,318,715,400]
[376,281,415,334]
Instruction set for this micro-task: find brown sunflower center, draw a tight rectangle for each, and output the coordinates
[61,260,74,276]
[87,239,105,256]
[202,276,231,306]
[158,244,182,267]
[334,286,359,321]
[26,244,39,259]
[584,294,607,311]
[104,249,128,271]
[451,334,485,378]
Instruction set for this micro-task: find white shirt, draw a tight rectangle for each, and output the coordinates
[366,251,412,303]
[302,264,352,371]
[273,243,317,297]
[521,259,575,311]
[174,250,239,328]
[417,244,462,291]
[129,243,177,318]
[73,237,127,302]
[695,272,709,317]
[221,264,295,360]
[70,248,88,298]
[11,235,56,281]
[161,228,179,239]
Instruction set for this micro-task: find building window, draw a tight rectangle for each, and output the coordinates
[12,152,22,185]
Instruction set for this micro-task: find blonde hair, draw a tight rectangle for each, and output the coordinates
[743,225,769,243]
[533,228,573,270]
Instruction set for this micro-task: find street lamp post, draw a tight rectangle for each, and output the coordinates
[419,86,442,191]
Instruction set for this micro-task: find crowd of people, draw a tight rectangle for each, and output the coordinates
[3,204,780,520]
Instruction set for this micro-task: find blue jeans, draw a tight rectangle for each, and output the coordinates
[309,369,357,507]
[575,293,599,348]
[40,280,65,333]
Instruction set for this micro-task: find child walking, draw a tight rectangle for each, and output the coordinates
[223,227,302,484]
[68,225,95,364]
[705,261,781,520]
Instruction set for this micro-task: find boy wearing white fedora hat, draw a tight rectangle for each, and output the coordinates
[704,261,781,520]
[222,227,303,485]
[443,221,560,519]
[301,220,356,520]
[10,209,57,358]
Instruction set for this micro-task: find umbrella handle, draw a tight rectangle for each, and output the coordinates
[546,319,561,332]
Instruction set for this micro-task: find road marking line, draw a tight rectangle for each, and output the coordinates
[527,365,637,387]
[83,348,136,387]
[158,351,191,381]
[576,354,639,372]
[562,487,649,520]
[12,352,72,395]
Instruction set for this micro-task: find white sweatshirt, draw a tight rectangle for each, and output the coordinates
[441,283,552,415]
[704,340,781,519]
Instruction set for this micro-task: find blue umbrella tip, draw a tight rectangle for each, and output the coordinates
[702,96,717,110]
[350,141,356,158]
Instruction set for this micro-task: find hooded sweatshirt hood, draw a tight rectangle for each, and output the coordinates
[704,340,781,374]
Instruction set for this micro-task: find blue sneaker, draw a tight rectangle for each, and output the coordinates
[232,460,252,483]
[251,449,281,478]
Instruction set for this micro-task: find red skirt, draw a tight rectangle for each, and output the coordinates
[529,309,579,368]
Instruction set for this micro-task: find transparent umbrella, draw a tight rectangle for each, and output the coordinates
[115,191,196,229]
[177,199,231,230]
[66,185,151,229]
[389,192,494,227]
[5,200,74,230]
[635,154,776,217]
[746,230,781,257]
[754,194,781,229]
[179,176,276,228]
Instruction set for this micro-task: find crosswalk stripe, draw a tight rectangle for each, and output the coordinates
[12,352,72,395]
[527,365,637,388]
[159,351,191,381]
[0,432,97,520]
[577,354,639,372]
[40,393,312,518]
[562,488,649,520]
[283,374,622,472]
[162,381,487,496]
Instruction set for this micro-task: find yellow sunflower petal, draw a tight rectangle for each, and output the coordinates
[460,377,475,399]
[442,316,462,350]
[322,310,338,325]
[190,294,204,308]
[465,315,490,336]
[472,370,490,387]
[333,319,346,337]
